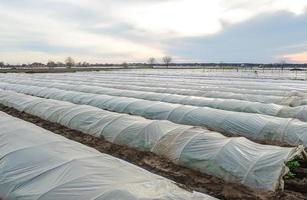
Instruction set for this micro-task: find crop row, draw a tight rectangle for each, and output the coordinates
[0,89,303,191]
[0,111,213,199]
[1,81,307,146]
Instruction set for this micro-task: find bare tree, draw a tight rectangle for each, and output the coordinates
[122,62,129,69]
[0,62,4,69]
[82,62,89,67]
[47,60,56,69]
[162,56,172,68]
[65,57,75,68]
[56,62,64,67]
[148,57,156,67]
[280,59,286,71]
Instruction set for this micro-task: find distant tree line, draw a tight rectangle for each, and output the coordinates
[0,57,91,70]
[1,56,307,70]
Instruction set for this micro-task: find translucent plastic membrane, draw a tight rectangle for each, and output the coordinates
[1,82,307,146]
[1,78,307,121]
[1,76,307,106]
[2,75,306,97]
[3,70,307,90]
[0,111,215,200]
[73,69,307,82]
[0,89,303,191]
[5,70,307,92]
[79,70,307,86]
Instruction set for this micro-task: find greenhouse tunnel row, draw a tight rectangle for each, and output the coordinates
[0,111,216,200]
[0,81,307,146]
[0,89,304,191]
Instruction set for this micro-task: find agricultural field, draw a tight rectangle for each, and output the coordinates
[1,69,307,200]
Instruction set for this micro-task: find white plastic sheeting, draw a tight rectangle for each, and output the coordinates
[2,75,306,97]
[1,80,307,122]
[76,70,307,87]
[0,111,215,200]
[57,79,307,97]
[73,69,307,82]
[0,89,303,191]
[78,74,307,91]
[7,71,307,93]
[3,70,307,91]
[1,76,306,106]
[1,82,307,146]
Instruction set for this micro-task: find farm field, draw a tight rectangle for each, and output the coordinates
[3,0,307,199]
[1,69,307,200]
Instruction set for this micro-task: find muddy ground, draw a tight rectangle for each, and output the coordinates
[0,104,306,200]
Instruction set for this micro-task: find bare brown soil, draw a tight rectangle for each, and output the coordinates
[0,104,306,200]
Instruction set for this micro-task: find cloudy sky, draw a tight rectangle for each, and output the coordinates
[1,0,307,64]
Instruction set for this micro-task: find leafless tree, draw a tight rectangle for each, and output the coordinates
[76,62,82,67]
[0,62,4,69]
[162,56,172,68]
[122,62,129,69]
[65,57,75,68]
[148,57,156,66]
[56,62,64,67]
[81,62,89,67]
[280,59,286,71]
[47,60,56,69]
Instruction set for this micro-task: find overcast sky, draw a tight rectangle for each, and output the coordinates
[1,0,307,64]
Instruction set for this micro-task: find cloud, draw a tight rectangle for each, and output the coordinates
[117,0,307,37]
[0,0,165,63]
[166,11,307,63]
[0,0,306,63]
